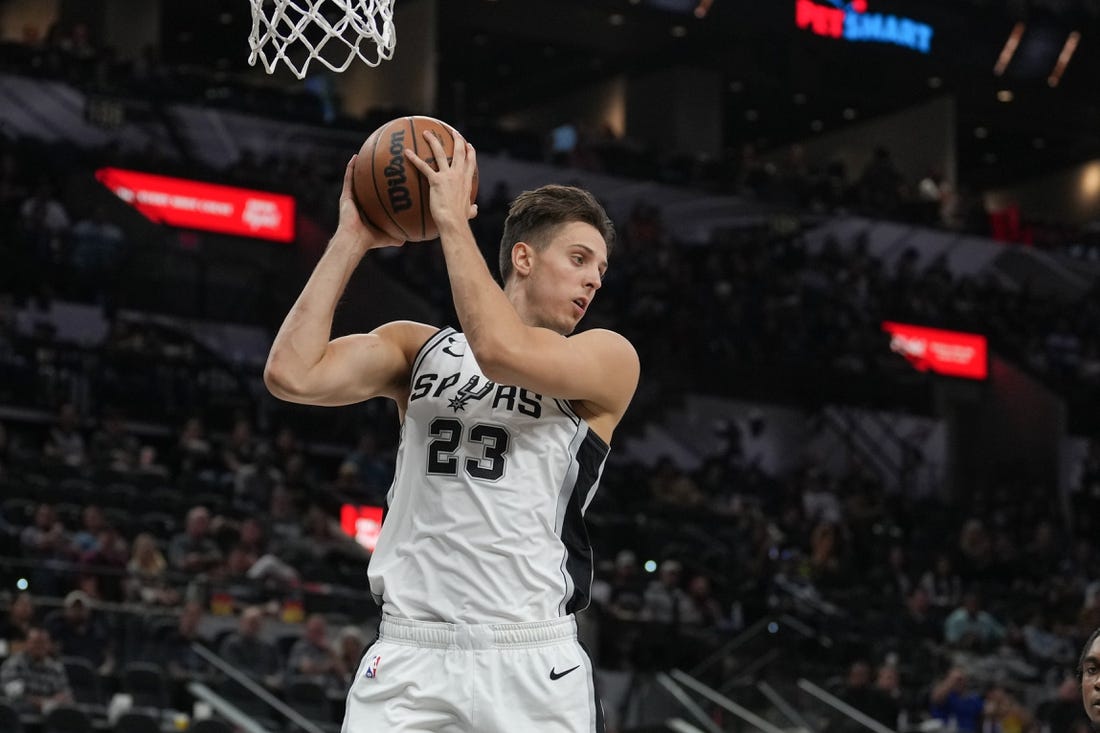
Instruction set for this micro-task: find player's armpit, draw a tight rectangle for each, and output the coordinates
[264,320,436,407]
[475,328,639,416]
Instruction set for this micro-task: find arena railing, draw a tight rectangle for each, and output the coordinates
[190,643,325,733]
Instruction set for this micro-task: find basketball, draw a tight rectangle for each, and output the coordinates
[351,115,479,242]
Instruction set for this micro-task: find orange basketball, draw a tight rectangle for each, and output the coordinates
[351,116,478,242]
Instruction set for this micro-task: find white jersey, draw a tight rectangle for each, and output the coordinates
[367,327,610,624]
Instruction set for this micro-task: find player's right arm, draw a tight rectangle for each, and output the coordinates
[263,156,432,407]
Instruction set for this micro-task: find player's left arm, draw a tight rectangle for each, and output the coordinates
[406,132,640,416]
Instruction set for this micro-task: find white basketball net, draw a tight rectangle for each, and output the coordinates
[248,0,396,79]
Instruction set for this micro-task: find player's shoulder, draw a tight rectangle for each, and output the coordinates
[569,328,639,361]
[371,320,443,360]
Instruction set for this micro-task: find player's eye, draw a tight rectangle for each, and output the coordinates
[1088,665,1099,677]
[572,255,584,265]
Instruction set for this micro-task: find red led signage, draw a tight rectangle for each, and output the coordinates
[96,167,295,242]
[882,322,988,380]
[340,504,384,552]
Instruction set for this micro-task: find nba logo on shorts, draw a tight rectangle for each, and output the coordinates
[364,655,382,679]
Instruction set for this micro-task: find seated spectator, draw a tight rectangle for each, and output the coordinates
[603,550,645,622]
[929,667,985,733]
[0,591,36,655]
[175,416,218,481]
[333,625,367,688]
[874,663,908,727]
[220,416,258,481]
[283,504,369,572]
[680,574,723,629]
[1022,609,1076,667]
[20,503,71,596]
[161,601,207,679]
[265,486,303,554]
[649,457,706,509]
[982,684,1034,733]
[45,590,114,672]
[828,660,898,733]
[69,205,124,284]
[944,591,1006,652]
[168,506,223,574]
[235,517,267,558]
[1078,586,1100,638]
[69,505,106,556]
[125,532,180,606]
[0,626,72,714]
[287,614,345,687]
[90,408,140,473]
[42,402,85,468]
[18,181,70,264]
[220,542,298,601]
[233,442,282,512]
[218,605,283,689]
[1036,675,1091,733]
[343,430,392,498]
[642,560,689,625]
[893,586,940,642]
[920,553,964,611]
[281,452,317,495]
[78,521,128,601]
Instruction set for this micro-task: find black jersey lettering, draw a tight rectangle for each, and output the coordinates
[411,373,438,401]
[519,390,543,418]
[492,385,516,411]
[433,373,461,397]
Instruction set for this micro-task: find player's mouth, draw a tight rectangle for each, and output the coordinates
[572,298,588,316]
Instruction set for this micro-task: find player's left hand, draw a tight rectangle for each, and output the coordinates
[405,130,478,231]
[338,155,404,252]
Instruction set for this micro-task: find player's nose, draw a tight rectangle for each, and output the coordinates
[585,265,602,291]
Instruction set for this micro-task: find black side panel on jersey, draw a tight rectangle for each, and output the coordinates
[560,429,609,615]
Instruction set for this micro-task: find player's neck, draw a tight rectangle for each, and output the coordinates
[503,282,562,334]
[503,282,533,325]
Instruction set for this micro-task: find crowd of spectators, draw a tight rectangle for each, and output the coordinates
[388,181,1100,428]
[4,20,1100,255]
[1,374,1099,731]
[1,21,1100,733]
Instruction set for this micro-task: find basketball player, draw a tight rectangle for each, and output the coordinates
[1080,627,1100,728]
[264,130,639,732]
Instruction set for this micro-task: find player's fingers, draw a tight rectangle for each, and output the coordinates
[421,130,449,169]
[404,148,432,177]
[341,155,357,195]
[450,131,467,166]
[464,143,477,180]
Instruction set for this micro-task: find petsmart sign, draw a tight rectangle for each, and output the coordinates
[795,0,934,54]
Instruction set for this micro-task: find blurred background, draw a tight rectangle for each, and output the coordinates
[0,0,1099,731]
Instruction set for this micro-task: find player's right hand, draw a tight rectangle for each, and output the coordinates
[339,155,404,251]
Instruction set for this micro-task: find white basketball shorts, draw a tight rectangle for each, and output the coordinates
[341,613,605,732]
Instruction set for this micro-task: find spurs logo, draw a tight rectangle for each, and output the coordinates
[447,375,495,413]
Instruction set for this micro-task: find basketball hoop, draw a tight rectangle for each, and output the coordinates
[248,0,396,79]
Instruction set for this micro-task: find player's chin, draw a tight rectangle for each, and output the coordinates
[557,316,579,336]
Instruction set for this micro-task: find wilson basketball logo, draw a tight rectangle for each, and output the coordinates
[383,129,412,213]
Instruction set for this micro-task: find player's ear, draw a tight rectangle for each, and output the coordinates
[512,241,535,278]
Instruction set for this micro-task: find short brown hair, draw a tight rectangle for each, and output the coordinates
[498,185,615,284]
